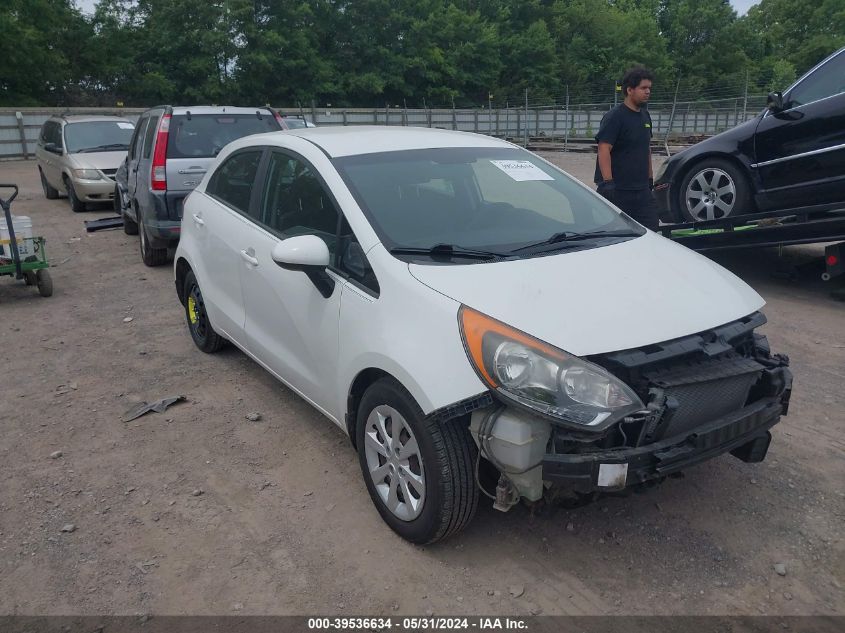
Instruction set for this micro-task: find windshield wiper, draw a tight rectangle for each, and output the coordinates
[512,229,642,253]
[77,143,129,153]
[389,243,507,261]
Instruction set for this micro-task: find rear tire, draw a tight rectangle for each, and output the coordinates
[139,214,168,266]
[678,158,753,222]
[40,169,59,200]
[65,178,85,213]
[356,378,479,544]
[183,270,226,353]
[36,269,53,297]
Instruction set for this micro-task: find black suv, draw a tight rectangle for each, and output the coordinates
[115,105,285,266]
[655,47,845,223]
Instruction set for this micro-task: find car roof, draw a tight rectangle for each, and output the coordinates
[55,115,133,124]
[244,126,515,158]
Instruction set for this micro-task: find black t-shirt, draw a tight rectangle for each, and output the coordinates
[593,104,652,190]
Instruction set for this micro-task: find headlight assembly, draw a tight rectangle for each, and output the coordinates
[73,169,102,180]
[459,306,644,430]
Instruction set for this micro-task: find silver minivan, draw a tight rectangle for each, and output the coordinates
[115,106,284,266]
[37,115,134,212]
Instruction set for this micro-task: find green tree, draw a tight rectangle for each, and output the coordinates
[658,0,749,94]
[0,0,91,105]
[743,0,845,77]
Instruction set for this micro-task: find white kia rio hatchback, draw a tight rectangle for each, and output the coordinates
[174,127,792,544]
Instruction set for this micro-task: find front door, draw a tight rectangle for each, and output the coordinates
[240,150,343,419]
[754,49,845,209]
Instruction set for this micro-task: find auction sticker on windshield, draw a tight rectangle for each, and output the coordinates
[490,159,553,182]
[117,123,135,129]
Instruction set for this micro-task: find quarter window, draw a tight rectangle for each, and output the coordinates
[207,150,262,214]
[337,217,379,294]
[259,152,340,259]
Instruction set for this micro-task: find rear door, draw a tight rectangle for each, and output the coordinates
[130,110,161,215]
[754,49,845,208]
[197,148,265,340]
[123,114,148,212]
[165,113,280,221]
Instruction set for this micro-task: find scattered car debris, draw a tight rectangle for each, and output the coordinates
[508,584,524,598]
[60,524,76,533]
[245,412,262,422]
[774,563,787,576]
[49,451,63,459]
[122,395,186,422]
[190,489,204,497]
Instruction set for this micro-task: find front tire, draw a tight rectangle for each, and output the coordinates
[139,214,168,266]
[356,378,478,544]
[40,169,59,199]
[183,270,225,353]
[65,178,85,213]
[679,158,753,222]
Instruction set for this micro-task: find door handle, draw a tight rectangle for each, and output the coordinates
[178,168,207,175]
[192,213,205,226]
[240,250,259,266]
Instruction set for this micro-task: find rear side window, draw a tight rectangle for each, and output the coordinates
[142,114,159,159]
[207,150,263,214]
[167,114,279,159]
[128,116,147,160]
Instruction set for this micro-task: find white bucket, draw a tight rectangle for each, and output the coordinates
[0,215,34,258]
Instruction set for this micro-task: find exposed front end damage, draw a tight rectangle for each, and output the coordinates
[467,312,792,509]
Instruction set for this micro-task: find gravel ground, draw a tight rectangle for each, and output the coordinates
[0,153,842,617]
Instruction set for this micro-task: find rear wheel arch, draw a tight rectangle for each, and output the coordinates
[175,257,192,306]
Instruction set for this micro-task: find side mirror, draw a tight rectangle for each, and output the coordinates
[44,142,62,154]
[271,235,335,298]
[767,92,785,112]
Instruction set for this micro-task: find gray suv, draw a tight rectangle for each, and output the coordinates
[115,105,284,266]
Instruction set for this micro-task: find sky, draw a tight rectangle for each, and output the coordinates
[74,0,761,17]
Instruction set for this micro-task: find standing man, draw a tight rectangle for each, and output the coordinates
[594,66,659,230]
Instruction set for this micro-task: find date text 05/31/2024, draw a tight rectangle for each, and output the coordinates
[307,617,529,630]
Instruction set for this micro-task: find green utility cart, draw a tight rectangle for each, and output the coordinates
[0,184,53,297]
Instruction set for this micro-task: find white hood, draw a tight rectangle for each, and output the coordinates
[409,233,765,356]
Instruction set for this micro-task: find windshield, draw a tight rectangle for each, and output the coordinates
[167,114,279,158]
[333,147,644,259]
[64,121,134,153]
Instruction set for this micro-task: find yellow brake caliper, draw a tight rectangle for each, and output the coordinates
[187,295,199,325]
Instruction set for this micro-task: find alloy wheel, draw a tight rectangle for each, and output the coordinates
[684,167,736,221]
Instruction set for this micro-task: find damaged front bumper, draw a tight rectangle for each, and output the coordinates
[542,390,787,493]
[465,311,793,505]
